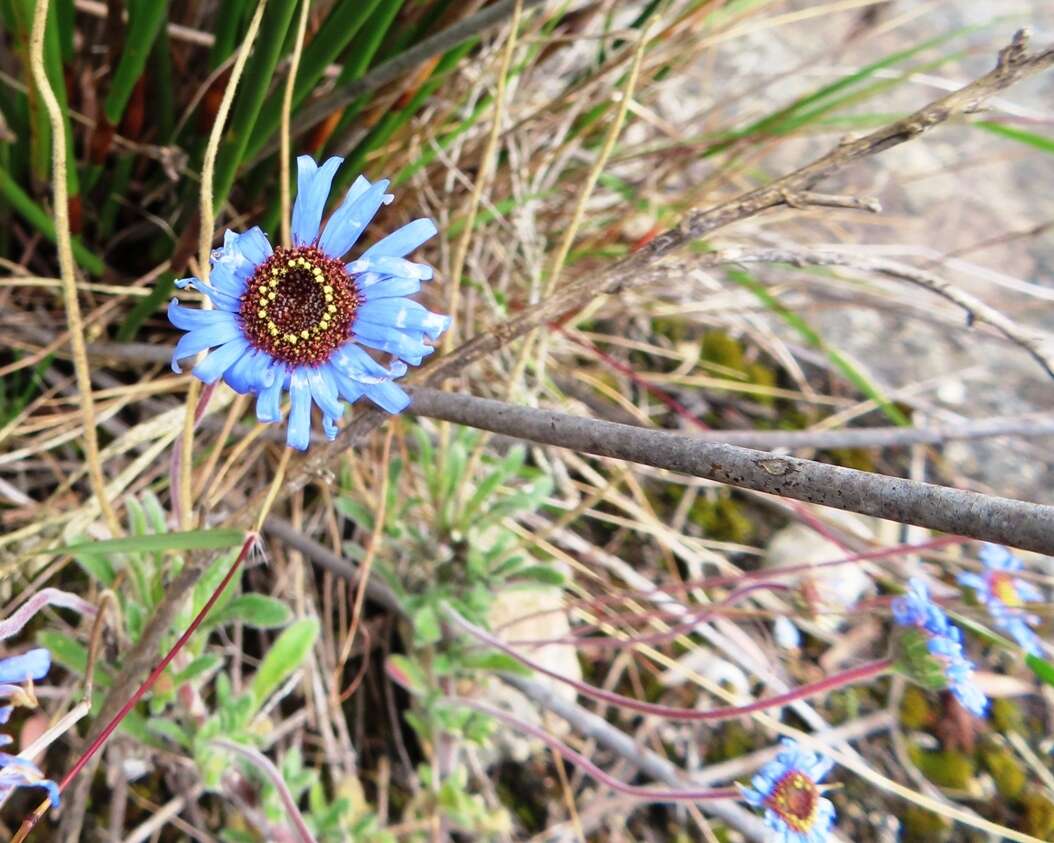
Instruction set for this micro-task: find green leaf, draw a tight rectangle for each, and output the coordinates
[73,551,115,587]
[171,653,223,687]
[509,565,566,587]
[146,716,191,748]
[211,0,300,211]
[1025,654,1054,689]
[975,121,1054,155]
[33,529,246,557]
[249,617,319,709]
[460,650,532,676]
[387,654,427,695]
[210,594,293,629]
[243,0,385,160]
[412,603,442,646]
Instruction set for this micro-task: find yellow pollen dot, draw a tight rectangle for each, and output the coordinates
[320,320,330,329]
[327,304,336,313]
[300,330,310,339]
[257,309,266,318]
[322,285,332,293]
[287,260,295,267]
[268,291,276,300]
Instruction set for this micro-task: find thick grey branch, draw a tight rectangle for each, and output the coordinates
[408,387,1054,555]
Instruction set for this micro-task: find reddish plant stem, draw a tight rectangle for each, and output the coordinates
[58,535,255,797]
[508,581,789,650]
[385,660,740,804]
[450,608,893,722]
[491,535,965,637]
[558,328,713,431]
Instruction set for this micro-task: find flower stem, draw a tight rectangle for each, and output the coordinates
[447,607,893,721]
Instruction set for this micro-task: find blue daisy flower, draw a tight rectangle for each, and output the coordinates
[958,544,1043,656]
[0,648,60,808]
[741,738,836,843]
[169,155,450,450]
[892,578,988,717]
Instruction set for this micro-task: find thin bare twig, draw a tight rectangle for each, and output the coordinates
[408,386,1054,555]
[717,246,1054,379]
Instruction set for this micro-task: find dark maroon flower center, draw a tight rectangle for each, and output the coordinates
[765,770,819,832]
[239,245,359,366]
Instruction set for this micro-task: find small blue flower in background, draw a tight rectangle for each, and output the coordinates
[892,578,988,718]
[0,648,60,808]
[958,544,1044,656]
[741,738,836,842]
[170,155,450,450]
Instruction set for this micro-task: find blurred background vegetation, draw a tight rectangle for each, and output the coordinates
[2,0,1054,840]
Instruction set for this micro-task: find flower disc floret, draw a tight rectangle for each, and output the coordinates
[240,246,360,366]
[741,739,836,843]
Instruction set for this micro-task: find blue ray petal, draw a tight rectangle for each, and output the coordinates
[307,366,344,421]
[192,337,250,384]
[357,299,450,340]
[359,275,422,301]
[0,649,50,684]
[361,218,437,259]
[172,323,243,372]
[318,179,392,259]
[292,155,343,246]
[256,364,286,423]
[352,330,432,366]
[225,348,274,394]
[360,380,410,414]
[332,343,407,383]
[286,371,313,451]
[168,300,238,332]
[346,255,433,280]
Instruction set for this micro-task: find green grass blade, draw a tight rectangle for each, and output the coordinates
[103,0,169,125]
[337,40,475,186]
[313,0,403,157]
[0,164,104,274]
[29,529,247,557]
[974,121,1054,154]
[118,272,175,341]
[211,0,300,212]
[726,268,909,426]
[209,0,252,69]
[704,27,971,156]
[243,0,384,161]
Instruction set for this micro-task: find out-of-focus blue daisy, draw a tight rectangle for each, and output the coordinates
[741,738,836,843]
[170,155,450,450]
[892,578,988,718]
[958,544,1043,656]
[0,648,60,807]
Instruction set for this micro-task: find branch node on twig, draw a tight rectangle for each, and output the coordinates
[998,29,1031,72]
